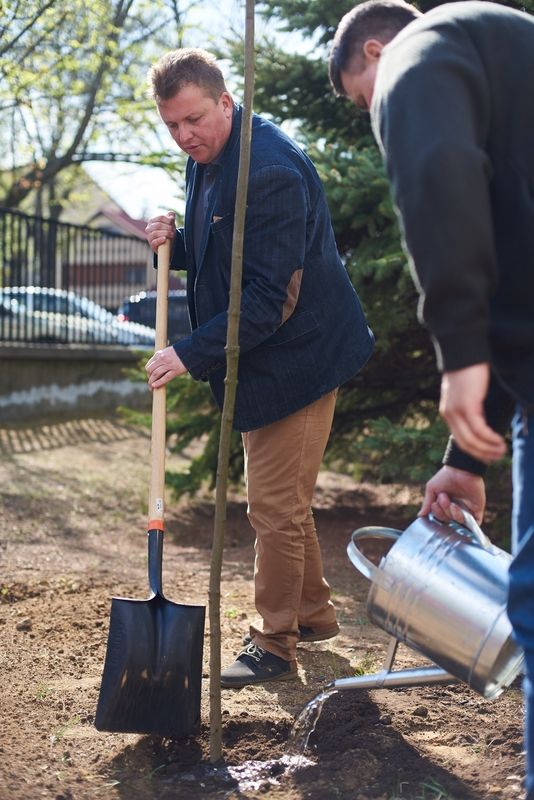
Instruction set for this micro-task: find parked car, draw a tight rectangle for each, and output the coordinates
[0,286,156,346]
[117,289,190,342]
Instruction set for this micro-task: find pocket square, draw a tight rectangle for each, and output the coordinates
[213,215,222,223]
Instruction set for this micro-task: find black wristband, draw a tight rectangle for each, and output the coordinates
[442,437,487,477]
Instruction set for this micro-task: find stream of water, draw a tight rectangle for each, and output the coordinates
[171,686,339,793]
[288,686,339,759]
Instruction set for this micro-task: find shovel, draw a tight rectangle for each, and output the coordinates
[95,240,205,737]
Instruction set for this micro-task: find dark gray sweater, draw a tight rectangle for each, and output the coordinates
[372,0,534,411]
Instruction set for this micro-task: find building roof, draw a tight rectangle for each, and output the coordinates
[87,206,148,240]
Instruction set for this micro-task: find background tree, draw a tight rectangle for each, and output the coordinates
[0,0,194,218]
[224,0,448,484]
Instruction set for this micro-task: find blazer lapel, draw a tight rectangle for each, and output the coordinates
[195,171,221,273]
[184,159,199,262]
[186,106,242,274]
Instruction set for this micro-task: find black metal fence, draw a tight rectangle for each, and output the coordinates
[0,207,155,346]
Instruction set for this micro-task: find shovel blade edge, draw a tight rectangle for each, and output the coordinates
[95,594,205,737]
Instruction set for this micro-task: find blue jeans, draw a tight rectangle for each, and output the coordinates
[507,408,534,799]
[512,409,534,553]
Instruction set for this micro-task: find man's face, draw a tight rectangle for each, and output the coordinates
[340,41,383,112]
[340,59,379,112]
[158,83,233,164]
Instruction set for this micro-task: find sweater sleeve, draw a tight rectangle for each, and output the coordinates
[371,21,498,372]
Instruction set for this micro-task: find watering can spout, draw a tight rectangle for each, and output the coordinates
[331,667,458,692]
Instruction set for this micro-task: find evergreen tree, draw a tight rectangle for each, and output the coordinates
[162,0,441,492]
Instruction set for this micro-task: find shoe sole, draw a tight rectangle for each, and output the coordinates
[221,669,298,689]
[299,629,339,642]
[242,628,340,646]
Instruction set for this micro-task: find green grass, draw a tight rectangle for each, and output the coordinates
[353,649,379,676]
[51,715,81,743]
[35,682,54,700]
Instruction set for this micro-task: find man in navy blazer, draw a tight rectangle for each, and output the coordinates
[145,48,374,688]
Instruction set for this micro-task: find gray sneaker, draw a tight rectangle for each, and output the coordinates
[221,643,298,689]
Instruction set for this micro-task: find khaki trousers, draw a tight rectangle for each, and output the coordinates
[242,389,338,662]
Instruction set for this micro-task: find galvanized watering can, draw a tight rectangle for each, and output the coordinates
[331,514,524,699]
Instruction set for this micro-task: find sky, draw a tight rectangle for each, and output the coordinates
[85,0,270,221]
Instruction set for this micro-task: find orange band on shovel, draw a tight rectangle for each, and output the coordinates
[147,520,165,531]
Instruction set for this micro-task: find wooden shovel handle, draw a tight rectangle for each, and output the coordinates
[148,240,170,531]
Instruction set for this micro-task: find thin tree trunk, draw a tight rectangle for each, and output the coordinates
[209,0,255,764]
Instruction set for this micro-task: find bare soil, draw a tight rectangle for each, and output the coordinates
[0,417,525,800]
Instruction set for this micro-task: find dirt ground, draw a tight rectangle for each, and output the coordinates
[0,416,526,800]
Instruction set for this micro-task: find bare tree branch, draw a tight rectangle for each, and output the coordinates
[0,0,58,58]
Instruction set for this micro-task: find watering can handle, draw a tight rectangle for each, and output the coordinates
[347,528,399,588]
[347,535,377,582]
[430,509,496,553]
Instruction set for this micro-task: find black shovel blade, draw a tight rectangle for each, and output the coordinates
[95,593,205,737]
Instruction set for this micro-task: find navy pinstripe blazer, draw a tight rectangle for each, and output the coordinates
[170,105,374,431]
